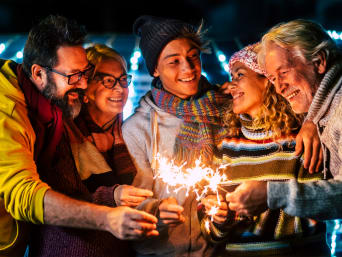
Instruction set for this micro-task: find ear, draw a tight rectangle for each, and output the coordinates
[153,68,160,78]
[30,64,48,91]
[313,50,327,74]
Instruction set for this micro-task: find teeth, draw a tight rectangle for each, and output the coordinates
[287,90,299,100]
[180,76,195,82]
[232,92,243,99]
[108,98,122,102]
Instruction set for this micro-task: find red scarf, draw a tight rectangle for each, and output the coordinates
[17,65,64,166]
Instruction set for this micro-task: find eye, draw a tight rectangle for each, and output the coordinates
[103,77,115,83]
[237,72,244,77]
[119,75,127,82]
[280,70,289,76]
[169,59,179,65]
[189,52,199,59]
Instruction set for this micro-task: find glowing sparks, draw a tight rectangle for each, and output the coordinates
[153,153,231,220]
[154,154,229,198]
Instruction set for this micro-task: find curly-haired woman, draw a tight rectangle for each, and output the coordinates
[200,43,330,257]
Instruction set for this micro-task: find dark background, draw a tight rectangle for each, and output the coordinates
[1,0,342,42]
[2,0,342,116]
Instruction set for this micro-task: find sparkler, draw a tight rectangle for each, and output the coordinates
[153,153,233,220]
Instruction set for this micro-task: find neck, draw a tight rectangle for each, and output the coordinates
[87,105,118,128]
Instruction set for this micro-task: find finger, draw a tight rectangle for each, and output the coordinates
[136,221,157,231]
[295,134,303,156]
[228,202,239,212]
[130,210,158,224]
[215,209,228,217]
[161,216,185,225]
[308,141,320,174]
[159,204,184,213]
[303,139,312,170]
[213,216,227,224]
[122,202,140,208]
[316,148,324,173]
[126,196,149,204]
[144,230,159,237]
[129,188,153,197]
[160,211,182,220]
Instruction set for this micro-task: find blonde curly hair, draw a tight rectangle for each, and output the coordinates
[223,80,303,139]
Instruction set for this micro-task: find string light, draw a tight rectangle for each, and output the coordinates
[0,43,5,54]
[327,30,342,41]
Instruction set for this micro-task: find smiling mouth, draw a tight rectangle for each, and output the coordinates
[286,90,300,101]
[179,75,196,82]
[108,97,123,103]
[232,92,244,100]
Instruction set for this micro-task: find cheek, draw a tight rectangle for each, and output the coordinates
[94,89,108,109]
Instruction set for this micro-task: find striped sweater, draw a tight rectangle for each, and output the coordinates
[200,115,326,256]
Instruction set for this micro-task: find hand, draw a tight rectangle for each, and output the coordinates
[201,194,228,225]
[295,120,323,173]
[219,82,231,95]
[159,197,185,226]
[114,185,153,207]
[106,206,158,240]
[226,181,267,217]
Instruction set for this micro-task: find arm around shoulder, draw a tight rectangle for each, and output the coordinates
[268,179,342,219]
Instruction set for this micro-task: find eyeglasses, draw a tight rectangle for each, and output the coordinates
[43,64,94,85]
[93,73,132,89]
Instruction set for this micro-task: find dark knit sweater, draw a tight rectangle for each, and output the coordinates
[199,115,326,256]
[29,113,136,256]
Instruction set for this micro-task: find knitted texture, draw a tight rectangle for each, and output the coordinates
[133,15,197,75]
[199,115,324,255]
[229,43,269,77]
[151,77,229,165]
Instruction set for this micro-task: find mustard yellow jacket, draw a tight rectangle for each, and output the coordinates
[0,60,50,256]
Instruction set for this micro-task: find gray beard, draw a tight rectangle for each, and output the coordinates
[42,75,84,119]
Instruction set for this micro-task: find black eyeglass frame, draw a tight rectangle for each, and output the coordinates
[92,72,133,89]
[43,63,95,85]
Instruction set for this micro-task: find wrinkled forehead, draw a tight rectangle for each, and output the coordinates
[264,42,293,70]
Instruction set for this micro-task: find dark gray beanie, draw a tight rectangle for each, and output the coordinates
[133,15,197,76]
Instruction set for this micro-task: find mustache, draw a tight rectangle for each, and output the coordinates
[63,88,86,102]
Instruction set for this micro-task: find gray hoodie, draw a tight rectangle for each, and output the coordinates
[122,91,213,257]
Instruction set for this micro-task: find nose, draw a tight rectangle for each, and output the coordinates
[112,82,124,92]
[75,76,88,90]
[181,59,194,72]
[274,76,288,96]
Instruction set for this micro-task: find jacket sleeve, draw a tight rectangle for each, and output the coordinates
[268,178,342,220]
[0,94,50,224]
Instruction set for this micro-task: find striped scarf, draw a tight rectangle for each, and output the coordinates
[151,76,229,165]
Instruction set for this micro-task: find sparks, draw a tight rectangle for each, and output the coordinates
[153,153,232,220]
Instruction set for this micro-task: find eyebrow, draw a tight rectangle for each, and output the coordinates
[163,46,198,60]
[68,63,92,74]
[233,67,246,74]
[95,72,125,78]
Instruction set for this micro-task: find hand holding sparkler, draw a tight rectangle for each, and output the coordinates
[158,197,185,226]
[114,185,153,207]
[226,181,267,217]
[201,194,228,225]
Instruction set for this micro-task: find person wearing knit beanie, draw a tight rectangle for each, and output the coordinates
[133,15,204,76]
[199,43,328,256]
[122,15,221,257]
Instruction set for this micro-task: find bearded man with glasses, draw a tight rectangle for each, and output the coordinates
[0,15,157,257]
